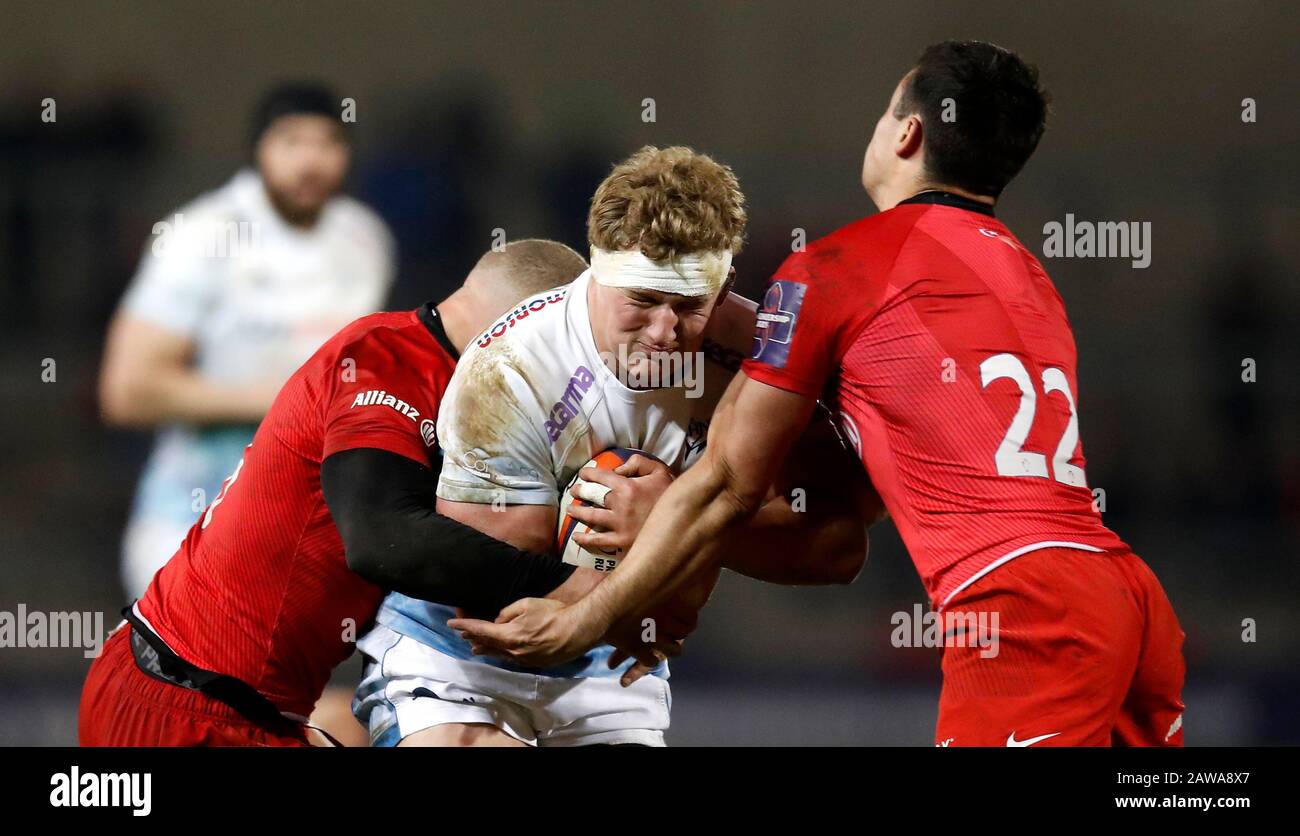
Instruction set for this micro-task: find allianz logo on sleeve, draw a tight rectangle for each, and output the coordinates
[350,389,421,421]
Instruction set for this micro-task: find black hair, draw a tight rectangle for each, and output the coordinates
[250,82,347,149]
[895,40,1050,197]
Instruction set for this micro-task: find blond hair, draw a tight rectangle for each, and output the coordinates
[587,146,746,263]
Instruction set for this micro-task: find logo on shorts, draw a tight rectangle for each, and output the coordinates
[751,279,805,368]
[412,686,476,704]
[1006,731,1060,747]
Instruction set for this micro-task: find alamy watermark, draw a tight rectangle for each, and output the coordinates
[1042,214,1151,268]
[599,344,705,398]
[0,605,106,658]
[151,212,262,258]
[890,604,1000,658]
[50,767,151,816]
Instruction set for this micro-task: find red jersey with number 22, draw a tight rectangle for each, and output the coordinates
[136,305,457,718]
[743,199,1128,609]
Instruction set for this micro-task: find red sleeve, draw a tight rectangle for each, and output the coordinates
[742,250,850,398]
[320,331,447,466]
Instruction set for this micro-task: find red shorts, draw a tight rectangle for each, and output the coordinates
[934,547,1185,747]
[79,626,311,747]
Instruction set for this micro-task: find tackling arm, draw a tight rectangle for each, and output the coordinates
[583,372,816,617]
[450,372,817,667]
[322,448,577,618]
[717,408,881,586]
[436,495,606,605]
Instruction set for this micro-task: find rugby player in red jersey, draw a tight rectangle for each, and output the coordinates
[454,41,1186,747]
[79,240,593,746]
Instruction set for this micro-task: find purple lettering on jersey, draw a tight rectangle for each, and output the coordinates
[751,279,806,368]
[543,364,596,442]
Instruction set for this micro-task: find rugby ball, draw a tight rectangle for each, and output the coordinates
[556,447,648,572]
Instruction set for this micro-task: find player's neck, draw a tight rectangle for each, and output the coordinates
[894,183,993,213]
[873,177,997,213]
[435,298,474,356]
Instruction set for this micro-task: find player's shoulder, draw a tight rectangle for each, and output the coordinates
[447,281,583,432]
[325,194,396,254]
[316,308,450,374]
[809,208,927,258]
[463,281,574,358]
[149,176,247,252]
[775,208,938,291]
[183,169,260,222]
[139,171,276,261]
[336,307,438,351]
[279,309,451,421]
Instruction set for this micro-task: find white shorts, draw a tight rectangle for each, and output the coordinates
[354,624,670,747]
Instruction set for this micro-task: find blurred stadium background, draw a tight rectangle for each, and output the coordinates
[1,1,1297,745]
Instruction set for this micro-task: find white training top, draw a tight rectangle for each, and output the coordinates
[119,169,394,593]
[122,168,395,383]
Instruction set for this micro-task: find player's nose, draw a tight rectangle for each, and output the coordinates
[642,307,679,348]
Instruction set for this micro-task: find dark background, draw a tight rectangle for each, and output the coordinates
[1,0,1296,744]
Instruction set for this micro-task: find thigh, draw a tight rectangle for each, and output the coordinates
[534,673,671,747]
[308,685,369,748]
[354,625,537,747]
[399,723,528,747]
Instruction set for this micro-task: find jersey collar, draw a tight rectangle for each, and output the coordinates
[898,190,996,217]
[419,302,461,360]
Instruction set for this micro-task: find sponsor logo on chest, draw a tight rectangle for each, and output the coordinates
[544,365,596,442]
[350,389,420,421]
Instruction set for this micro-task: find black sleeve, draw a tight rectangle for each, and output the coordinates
[320,447,574,618]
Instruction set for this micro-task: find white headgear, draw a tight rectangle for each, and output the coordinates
[590,247,732,297]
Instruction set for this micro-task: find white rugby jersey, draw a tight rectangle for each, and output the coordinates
[436,269,731,506]
[377,269,746,679]
[119,169,394,594]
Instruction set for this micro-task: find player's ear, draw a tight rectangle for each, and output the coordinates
[897,115,924,160]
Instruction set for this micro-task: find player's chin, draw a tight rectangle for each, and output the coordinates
[288,194,330,215]
[282,183,334,212]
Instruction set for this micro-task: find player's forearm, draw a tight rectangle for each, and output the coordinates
[101,367,276,427]
[571,447,763,635]
[323,449,575,617]
[545,567,605,604]
[354,508,574,618]
[720,495,867,585]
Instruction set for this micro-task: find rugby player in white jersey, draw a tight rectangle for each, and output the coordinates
[354,146,881,747]
[100,83,395,598]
